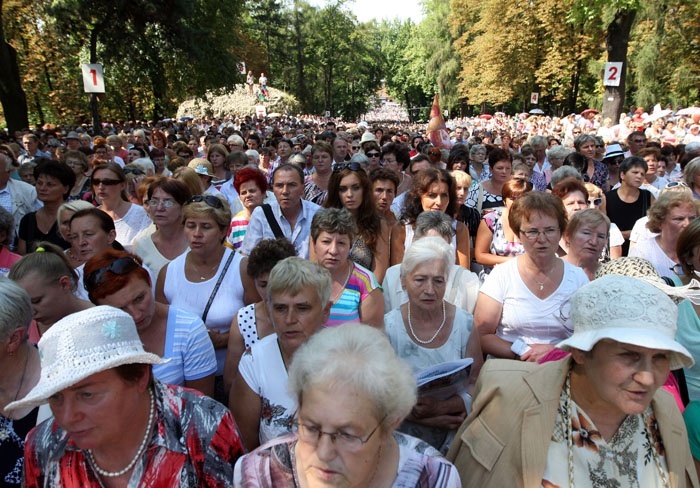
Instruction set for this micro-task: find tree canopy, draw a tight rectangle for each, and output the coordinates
[1,0,698,130]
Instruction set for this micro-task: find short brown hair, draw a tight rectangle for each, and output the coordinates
[646,192,700,234]
[509,191,568,235]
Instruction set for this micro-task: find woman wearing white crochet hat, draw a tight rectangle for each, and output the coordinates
[448,275,699,487]
[6,306,244,487]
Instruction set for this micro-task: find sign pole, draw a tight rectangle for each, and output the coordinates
[82,63,105,134]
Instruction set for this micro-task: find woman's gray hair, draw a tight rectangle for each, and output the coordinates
[414,211,454,241]
[550,166,582,187]
[0,277,32,340]
[400,235,453,279]
[350,152,369,171]
[683,158,700,189]
[288,323,417,426]
[267,257,331,308]
[547,145,572,160]
[131,158,155,176]
[469,144,485,156]
[56,200,94,230]
[311,207,357,242]
[289,154,306,165]
[574,134,597,151]
[0,206,14,245]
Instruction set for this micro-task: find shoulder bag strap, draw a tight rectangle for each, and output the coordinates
[476,182,485,215]
[201,250,236,323]
[262,203,285,240]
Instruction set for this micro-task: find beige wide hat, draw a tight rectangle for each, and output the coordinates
[188,158,215,177]
[6,306,163,412]
[557,275,693,370]
[360,132,378,144]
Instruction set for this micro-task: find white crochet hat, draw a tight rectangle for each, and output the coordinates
[6,306,163,412]
[557,275,693,370]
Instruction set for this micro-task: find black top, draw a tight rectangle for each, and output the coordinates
[604,188,653,255]
[0,407,39,485]
[18,212,71,252]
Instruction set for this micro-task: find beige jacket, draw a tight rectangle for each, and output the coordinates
[447,358,699,487]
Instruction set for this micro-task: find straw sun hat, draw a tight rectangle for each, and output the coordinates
[6,306,163,412]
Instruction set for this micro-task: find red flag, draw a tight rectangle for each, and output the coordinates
[426,94,452,150]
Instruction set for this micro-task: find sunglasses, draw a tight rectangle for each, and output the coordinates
[664,181,688,189]
[84,257,140,291]
[185,194,224,209]
[351,146,360,150]
[333,162,363,173]
[124,168,144,176]
[92,178,122,186]
[588,198,603,207]
[366,152,380,158]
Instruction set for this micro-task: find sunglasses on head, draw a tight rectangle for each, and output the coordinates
[92,178,122,186]
[185,194,225,208]
[664,181,688,190]
[84,257,140,292]
[333,162,363,173]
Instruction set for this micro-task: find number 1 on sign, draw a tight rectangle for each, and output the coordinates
[90,69,97,86]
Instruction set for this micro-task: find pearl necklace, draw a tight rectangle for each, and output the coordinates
[563,373,669,487]
[407,299,446,345]
[87,389,154,478]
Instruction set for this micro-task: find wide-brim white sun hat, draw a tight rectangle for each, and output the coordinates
[557,274,694,370]
[6,306,164,412]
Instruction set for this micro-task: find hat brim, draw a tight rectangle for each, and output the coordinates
[5,351,164,412]
[557,327,693,370]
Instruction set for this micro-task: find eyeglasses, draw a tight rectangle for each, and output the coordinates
[124,168,144,176]
[588,198,603,207]
[520,227,559,240]
[366,152,380,158]
[146,198,177,208]
[92,178,122,186]
[333,162,363,173]
[572,131,581,135]
[185,194,224,208]
[294,415,386,452]
[84,257,140,291]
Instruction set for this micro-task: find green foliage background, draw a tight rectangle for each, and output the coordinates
[0,0,698,129]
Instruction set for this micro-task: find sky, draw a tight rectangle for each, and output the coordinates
[306,0,424,24]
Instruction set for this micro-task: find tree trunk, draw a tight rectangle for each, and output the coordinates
[89,27,102,132]
[602,9,636,124]
[0,0,29,133]
[293,6,306,112]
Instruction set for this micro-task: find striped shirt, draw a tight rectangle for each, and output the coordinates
[326,262,380,327]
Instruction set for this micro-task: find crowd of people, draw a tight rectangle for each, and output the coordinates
[0,106,700,486]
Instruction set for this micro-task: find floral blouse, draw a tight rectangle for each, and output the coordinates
[541,385,669,487]
[583,161,610,191]
[23,381,243,487]
[484,209,525,258]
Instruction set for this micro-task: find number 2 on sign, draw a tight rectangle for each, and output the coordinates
[607,66,618,81]
[90,69,97,86]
